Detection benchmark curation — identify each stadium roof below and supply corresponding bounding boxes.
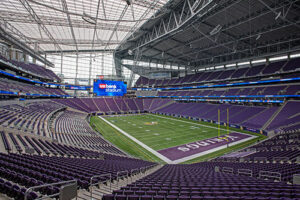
[115,0,300,70]
[0,0,170,53]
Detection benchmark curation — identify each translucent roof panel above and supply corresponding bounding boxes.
[0,0,170,52]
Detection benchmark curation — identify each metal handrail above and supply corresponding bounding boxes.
[140,167,145,174]
[222,167,233,174]
[238,168,253,177]
[24,180,77,200]
[139,164,157,175]
[272,157,289,162]
[117,170,129,187]
[66,151,80,157]
[254,157,267,162]
[259,170,281,182]
[130,168,140,181]
[90,173,111,200]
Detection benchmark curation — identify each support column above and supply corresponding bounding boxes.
[88,53,93,97]
[74,53,79,96]
[114,53,123,78]
[60,53,63,75]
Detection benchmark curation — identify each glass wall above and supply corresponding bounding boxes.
[46,53,135,85]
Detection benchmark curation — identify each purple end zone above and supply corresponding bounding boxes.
[157,132,253,161]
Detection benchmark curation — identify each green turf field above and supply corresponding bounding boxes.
[104,114,229,151]
[90,114,266,163]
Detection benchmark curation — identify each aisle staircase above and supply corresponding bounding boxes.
[262,101,288,130]
[77,164,163,200]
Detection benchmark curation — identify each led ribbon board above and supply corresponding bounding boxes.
[93,80,127,96]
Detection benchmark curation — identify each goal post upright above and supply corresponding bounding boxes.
[227,108,229,136]
[218,109,220,138]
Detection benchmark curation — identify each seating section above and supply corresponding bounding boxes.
[155,102,278,129]
[53,98,155,114]
[135,57,300,88]
[250,133,299,152]
[241,107,279,130]
[0,101,64,136]
[154,84,299,97]
[218,132,300,163]
[0,101,126,155]
[0,78,67,97]
[0,55,60,81]
[154,100,300,132]
[104,164,300,200]
[0,152,154,199]
[1,129,125,158]
[266,101,300,132]
[193,161,299,184]
[52,110,124,155]
[0,99,299,199]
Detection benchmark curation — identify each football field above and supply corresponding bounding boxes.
[104,114,228,150]
[93,114,259,164]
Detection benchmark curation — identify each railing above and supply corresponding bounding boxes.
[272,157,289,162]
[222,167,233,174]
[24,180,77,200]
[24,146,35,155]
[139,164,157,175]
[254,157,267,162]
[66,151,80,157]
[293,174,300,184]
[90,173,111,200]
[238,169,253,177]
[286,145,299,150]
[297,156,300,163]
[271,146,283,151]
[130,168,141,182]
[259,170,281,182]
[117,170,129,187]
[239,157,250,162]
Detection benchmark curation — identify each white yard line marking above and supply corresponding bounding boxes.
[149,114,246,134]
[101,114,258,164]
[99,116,172,163]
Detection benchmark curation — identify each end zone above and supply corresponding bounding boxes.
[158,132,257,164]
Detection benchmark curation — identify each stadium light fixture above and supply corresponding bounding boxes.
[226,63,236,68]
[215,65,224,69]
[290,53,300,58]
[252,59,266,64]
[238,61,250,66]
[269,55,288,61]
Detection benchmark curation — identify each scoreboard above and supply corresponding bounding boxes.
[93,79,127,96]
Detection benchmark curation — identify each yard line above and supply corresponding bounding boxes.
[149,114,239,133]
[99,116,172,163]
